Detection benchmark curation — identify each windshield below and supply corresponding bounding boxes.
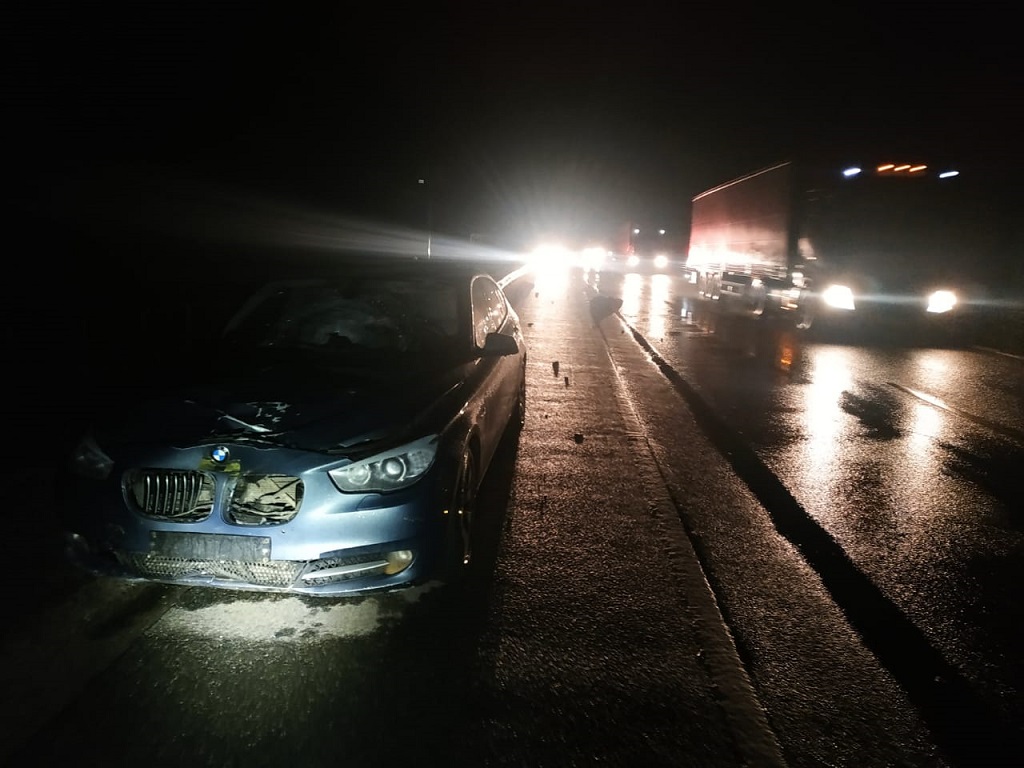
[222,277,462,358]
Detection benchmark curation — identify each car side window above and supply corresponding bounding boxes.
[471,276,508,348]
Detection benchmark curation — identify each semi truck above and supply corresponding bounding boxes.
[684,158,1000,349]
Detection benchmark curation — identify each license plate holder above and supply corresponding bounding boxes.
[150,532,272,562]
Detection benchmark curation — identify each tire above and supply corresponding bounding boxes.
[795,300,815,331]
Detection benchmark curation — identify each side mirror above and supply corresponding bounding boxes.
[479,332,519,357]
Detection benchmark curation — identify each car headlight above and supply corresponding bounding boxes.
[329,435,438,493]
[626,255,640,267]
[653,254,669,269]
[822,284,856,311]
[926,290,957,314]
[529,244,572,269]
[70,435,114,480]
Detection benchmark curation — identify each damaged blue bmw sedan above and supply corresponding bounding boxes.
[60,258,527,595]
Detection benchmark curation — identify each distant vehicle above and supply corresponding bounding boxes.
[624,251,673,273]
[60,257,527,596]
[685,159,1001,344]
[605,223,685,274]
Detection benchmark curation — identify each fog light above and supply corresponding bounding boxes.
[384,550,414,575]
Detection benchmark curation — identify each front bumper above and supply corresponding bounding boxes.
[58,443,451,596]
[62,530,436,595]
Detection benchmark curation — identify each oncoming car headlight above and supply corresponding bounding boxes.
[329,435,438,493]
[926,290,957,314]
[653,254,669,269]
[822,284,856,311]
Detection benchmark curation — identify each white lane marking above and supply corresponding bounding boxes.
[973,345,1024,361]
[602,309,789,768]
[889,382,1024,444]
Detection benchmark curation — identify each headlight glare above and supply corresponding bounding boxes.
[329,435,438,493]
[822,284,856,311]
[927,290,957,313]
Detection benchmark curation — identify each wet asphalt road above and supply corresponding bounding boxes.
[3,261,1021,767]
[586,266,1023,766]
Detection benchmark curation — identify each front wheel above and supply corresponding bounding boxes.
[795,306,814,331]
[793,290,816,331]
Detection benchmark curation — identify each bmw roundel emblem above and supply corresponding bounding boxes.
[211,446,231,464]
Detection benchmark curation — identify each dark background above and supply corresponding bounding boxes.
[12,2,1021,239]
[6,1,1021,446]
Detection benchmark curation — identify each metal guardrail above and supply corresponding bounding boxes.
[497,263,532,289]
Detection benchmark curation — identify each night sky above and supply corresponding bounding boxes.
[5,0,1021,452]
[12,1,1021,251]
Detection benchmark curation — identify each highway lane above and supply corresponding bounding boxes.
[588,265,1023,764]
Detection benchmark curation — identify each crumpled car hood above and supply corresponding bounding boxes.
[92,355,467,453]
